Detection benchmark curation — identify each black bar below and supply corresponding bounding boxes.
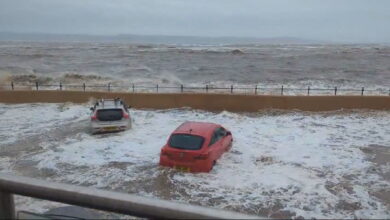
[108,83,111,92]
[0,173,257,219]
[83,83,86,92]
[281,85,284,95]
[335,87,337,96]
[361,87,364,96]
[255,85,257,95]
[206,85,208,93]
[60,82,62,91]
[230,85,233,94]
[156,84,159,93]
[35,82,39,91]
[11,82,14,90]
[0,191,15,219]
[307,86,310,95]
[181,85,184,93]
[132,84,135,93]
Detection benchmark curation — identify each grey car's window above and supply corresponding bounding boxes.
[97,109,123,121]
[169,134,204,150]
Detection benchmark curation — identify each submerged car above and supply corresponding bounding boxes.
[90,98,132,134]
[159,121,233,172]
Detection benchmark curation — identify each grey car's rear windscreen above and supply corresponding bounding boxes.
[97,109,123,121]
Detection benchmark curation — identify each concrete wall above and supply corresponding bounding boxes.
[0,91,389,112]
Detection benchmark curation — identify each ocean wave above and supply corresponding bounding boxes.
[1,42,389,89]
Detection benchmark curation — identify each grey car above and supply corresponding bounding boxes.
[90,98,132,134]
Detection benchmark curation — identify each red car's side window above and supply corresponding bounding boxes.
[209,127,226,147]
[209,129,218,146]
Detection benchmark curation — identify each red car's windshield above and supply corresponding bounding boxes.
[169,134,204,150]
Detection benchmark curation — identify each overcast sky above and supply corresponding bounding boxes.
[1,0,389,43]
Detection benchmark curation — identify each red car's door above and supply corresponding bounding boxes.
[208,129,221,161]
[209,127,232,161]
[215,137,224,159]
[217,129,229,153]
[221,135,229,150]
[221,129,232,151]
[214,127,227,159]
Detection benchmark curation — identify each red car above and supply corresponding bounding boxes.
[159,121,233,172]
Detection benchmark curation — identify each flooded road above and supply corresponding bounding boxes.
[0,103,389,218]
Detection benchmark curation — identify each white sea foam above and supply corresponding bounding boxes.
[0,103,88,145]
[0,104,389,218]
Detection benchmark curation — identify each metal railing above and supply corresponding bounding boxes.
[0,173,259,219]
[1,81,389,96]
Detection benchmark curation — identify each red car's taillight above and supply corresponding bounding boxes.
[123,110,130,119]
[161,149,169,156]
[194,153,209,160]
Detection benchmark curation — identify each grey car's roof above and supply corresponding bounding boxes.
[94,99,125,110]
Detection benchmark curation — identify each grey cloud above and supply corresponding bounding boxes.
[0,0,389,43]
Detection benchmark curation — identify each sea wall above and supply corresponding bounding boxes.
[0,91,389,112]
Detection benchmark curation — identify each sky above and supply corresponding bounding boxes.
[0,0,389,43]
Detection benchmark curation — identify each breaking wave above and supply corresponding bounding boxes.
[0,42,389,93]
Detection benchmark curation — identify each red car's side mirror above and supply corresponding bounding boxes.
[226,131,232,136]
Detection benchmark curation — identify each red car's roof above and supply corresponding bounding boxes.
[173,121,220,137]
